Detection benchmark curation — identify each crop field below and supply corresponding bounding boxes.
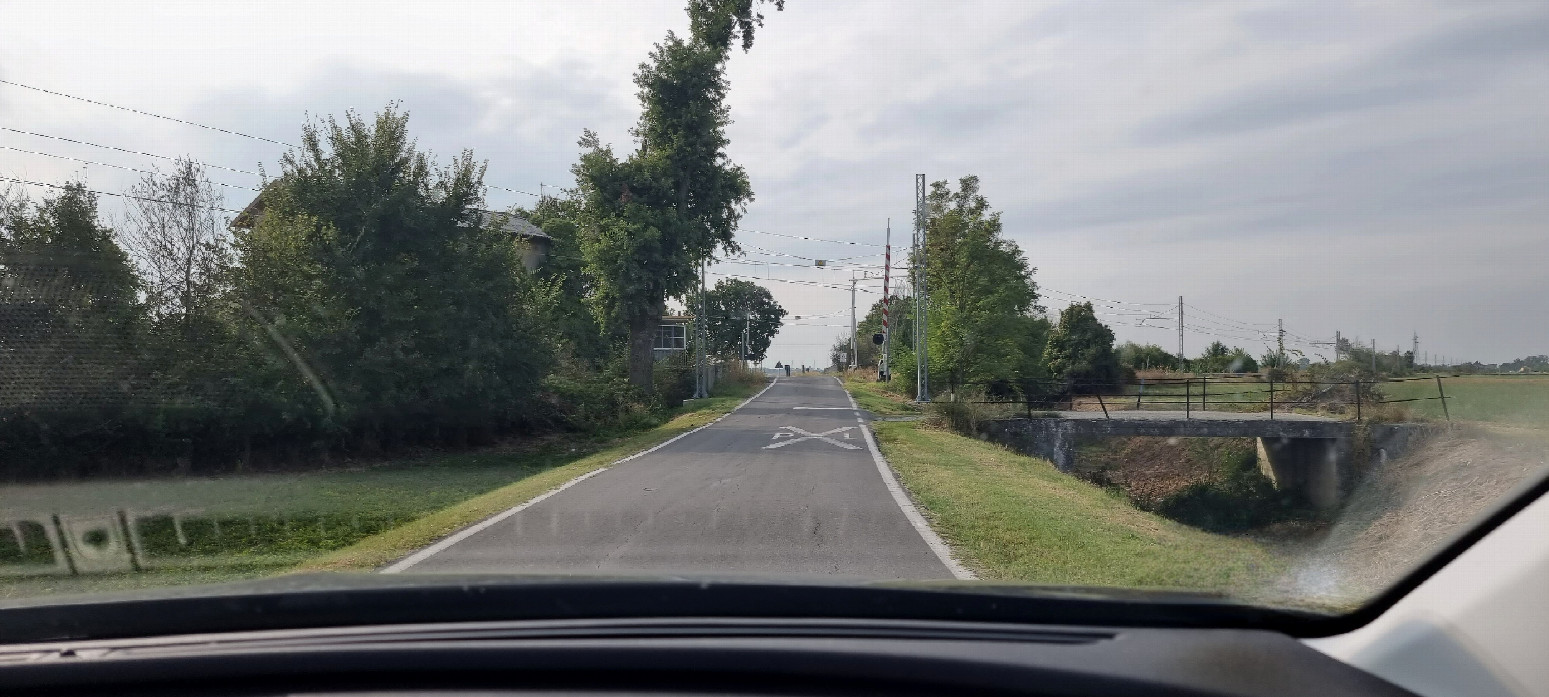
[1381,375,1549,428]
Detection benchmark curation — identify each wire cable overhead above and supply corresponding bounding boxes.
[0,79,299,148]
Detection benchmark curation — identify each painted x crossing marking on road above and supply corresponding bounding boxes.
[764,426,861,450]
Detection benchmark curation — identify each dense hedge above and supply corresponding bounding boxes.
[0,110,681,480]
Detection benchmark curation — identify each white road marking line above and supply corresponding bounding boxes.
[764,425,861,450]
[836,377,976,581]
[792,406,854,410]
[382,377,782,573]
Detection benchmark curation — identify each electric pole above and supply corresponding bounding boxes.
[693,259,709,399]
[1335,330,1341,361]
[1277,318,1286,367]
[915,173,929,402]
[882,219,891,382]
[850,271,858,372]
[1412,331,1419,366]
[1177,296,1185,372]
[1371,338,1377,375]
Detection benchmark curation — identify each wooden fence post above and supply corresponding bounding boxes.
[1435,375,1451,421]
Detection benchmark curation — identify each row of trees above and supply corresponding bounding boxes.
[1,113,564,476]
[834,176,1125,395]
[0,0,787,477]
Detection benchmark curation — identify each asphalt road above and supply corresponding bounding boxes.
[401,377,957,580]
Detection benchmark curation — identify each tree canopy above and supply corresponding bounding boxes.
[1044,302,1121,391]
[571,0,780,392]
[235,107,550,443]
[922,176,1045,388]
[687,278,786,362]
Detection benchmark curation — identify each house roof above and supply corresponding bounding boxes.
[474,210,550,241]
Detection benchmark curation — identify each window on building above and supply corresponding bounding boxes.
[653,324,687,350]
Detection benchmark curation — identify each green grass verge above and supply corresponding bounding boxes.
[0,381,763,598]
[1382,376,1549,428]
[869,420,1279,594]
[842,375,921,415]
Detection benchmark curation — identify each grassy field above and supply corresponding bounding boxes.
[869,420,1279,594]
[1381,375,1549,428]
[0,382,763,599]
[841,374,922,416]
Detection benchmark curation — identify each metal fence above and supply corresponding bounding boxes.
[939,373,1548,422]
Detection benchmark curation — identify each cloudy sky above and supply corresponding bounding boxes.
[2,0,1545,368]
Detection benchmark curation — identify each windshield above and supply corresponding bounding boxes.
[1,1,1545,624]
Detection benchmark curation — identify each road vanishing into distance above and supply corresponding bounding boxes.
[395,377,965,581]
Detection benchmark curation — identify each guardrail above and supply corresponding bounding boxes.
[937,373,1548,422]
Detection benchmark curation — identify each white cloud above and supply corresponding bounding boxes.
[2,0,1544,367]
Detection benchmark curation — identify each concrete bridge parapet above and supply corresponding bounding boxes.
[981,414,1429,510]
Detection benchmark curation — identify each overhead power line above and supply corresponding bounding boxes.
[4,126,545,200]
[0,176,244,214]
[741,228,884,247]
[487,183,540,197]
[2,127,263,177]
[1042,287,1173,309]
[707,270,879,293]
[0,79,298,148]
[741,243,882,263]
[1183,302,1276,329]
[1,145,259,192]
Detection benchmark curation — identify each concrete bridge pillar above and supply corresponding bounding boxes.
[1256,436,1350,510]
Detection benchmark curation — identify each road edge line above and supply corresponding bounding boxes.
[837,378,977,581]
[382,377,782,574]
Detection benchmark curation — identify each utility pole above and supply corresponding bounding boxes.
[1335,330,1341,361]
[915,173,930,402]
[1277,319,1286,367]
[693,259,709,399]
[881,219,891,382]
[1177,296,1185,372]
[743,313,751,365]
[1412,331,1419,366]
[850,271,858,372]
[1371,338,1377,375]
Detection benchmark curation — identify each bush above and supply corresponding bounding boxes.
[931,390,999,435]
[1151,448,1298,532]
[653,351,697,408]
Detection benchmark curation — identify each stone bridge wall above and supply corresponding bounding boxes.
[981,417,1431,509]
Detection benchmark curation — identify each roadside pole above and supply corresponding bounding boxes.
[881,219,891,382]
[850,271,858,373]
[915,173,930,403]
[693,259,709,399]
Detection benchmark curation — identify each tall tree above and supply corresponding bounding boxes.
[0,185,143,412]
[572,0,781,392]
[922,176,1043,388]
[1044,302,1121,392]
[687,278,786,361]
[234,107,550,443]
[122,158,231,332]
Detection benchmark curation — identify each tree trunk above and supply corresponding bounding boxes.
[628,313,657,394]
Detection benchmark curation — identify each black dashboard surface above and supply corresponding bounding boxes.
[0,617,1416,697]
